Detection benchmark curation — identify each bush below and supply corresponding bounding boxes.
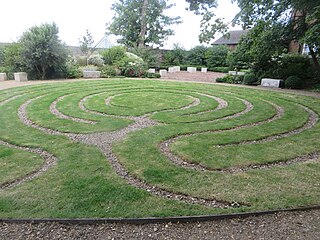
[205,45,229,69]
[243,73,257,85]
[87,54,104,67]
[101,46,126,65]
[141,72,161,78]
[212,67,230,73]
[275,54,312,80]
[187,45,208,66]
[285,76,304,89]
[129,48,161,68]
[66,58,81,79]
[215,75,239,84]
[116,52,147,77]
[98,65,119,78]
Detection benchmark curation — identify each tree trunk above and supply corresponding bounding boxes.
[138,0,149,48]
[308,46,320,72]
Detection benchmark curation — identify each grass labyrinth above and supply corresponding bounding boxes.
[0,79,319,218]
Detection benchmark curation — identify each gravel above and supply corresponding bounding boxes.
[1,209,320,239]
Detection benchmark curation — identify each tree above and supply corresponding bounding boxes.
[19,23,69,79]
[107,0,182,48]
[79,29,95,56]
[233,0,320,70]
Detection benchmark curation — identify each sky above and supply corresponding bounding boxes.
[0,0,241,50]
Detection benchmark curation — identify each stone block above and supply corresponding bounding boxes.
[173,66,180,72]
[187,67,197,73]
[261,78,283,88]
[14,72,28,82]
[201,68,207,73]
[228,71,245,76]
[83,71,101,78]
[159,70,168,77]
[168,67,176,73]
[0,73,7,81]
[148,69,156,73]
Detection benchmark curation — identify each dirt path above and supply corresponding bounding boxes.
[1,75,320,239]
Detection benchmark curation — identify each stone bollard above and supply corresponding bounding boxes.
[173,66,180,72]
[159,70,168,77]
[14,72,28,82]
[201,68,207,73]
[261,78,283,88]
[168,67,176,73]
[0,73,8,81]
[148,69,156,73]
[187,67,197,73]
[83,71,101,78]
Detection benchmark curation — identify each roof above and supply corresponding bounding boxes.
[212,30,249,45]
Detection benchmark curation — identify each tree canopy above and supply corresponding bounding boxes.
[107,0,182,48]
[19,23,68,79]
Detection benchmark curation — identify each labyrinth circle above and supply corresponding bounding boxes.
[0,79,319,218]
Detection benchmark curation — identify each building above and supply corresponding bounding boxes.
[212,30,249,50]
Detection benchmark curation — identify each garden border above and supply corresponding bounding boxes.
[1,205,320,225]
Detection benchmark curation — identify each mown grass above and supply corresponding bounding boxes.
[0,79,319,218]
[0,145,44,185]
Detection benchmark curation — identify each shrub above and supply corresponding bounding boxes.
[212,67,230,73]
[163,44,187,66]
[116,52,147,77]
[66,58,81,79]
[275,54,312,80]
[243,73,257,85]
[215,74,245,84]
[79,65,97,71]
[98,65,119,78]
[141,72,161,78]
[129,48,161,68]
[187,45,208,66]
[285,76,304,89]
[87,54,104,67]
[205,45,229,69]
[101,46,126,65]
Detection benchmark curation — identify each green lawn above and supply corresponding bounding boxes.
[0,79,319,218]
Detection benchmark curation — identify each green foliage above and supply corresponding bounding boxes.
[0,43,24,79]
[87,54,104,67]
[187,45,208,66]
[212,67,230,73]
[116,52,147,77]
[163,44,187,66]
[98,65,119,78]
[79,29,95,55]
[205,45,229,69]
[234,0,320,71]
[285,76,303,89]
[19,23,69,79]
[274,54,312,80]
[65,57,82,79]
[141,72,161,78]
[243,73,257,85]
[129,47,162,67]
[108,0,182,47]
[215,75,241,84]
[101,46,126,65]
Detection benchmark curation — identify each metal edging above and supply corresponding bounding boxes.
[1,205,320,225]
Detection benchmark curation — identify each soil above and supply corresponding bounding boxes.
[1,73,320,239]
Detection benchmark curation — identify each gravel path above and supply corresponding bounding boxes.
[1,76,320,239]
[1,209,320,239]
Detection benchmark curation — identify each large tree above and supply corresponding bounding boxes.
[108,0,182,48]
[19,23,68,79]
[233,0,320,69]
